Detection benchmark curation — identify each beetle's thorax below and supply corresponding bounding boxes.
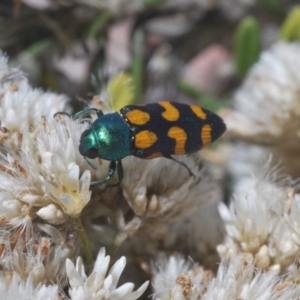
[90,112,132,161]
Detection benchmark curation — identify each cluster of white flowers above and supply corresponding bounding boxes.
[0,54,95,228]
[3,38,300,300]
[0,54,153,299]
[0,273,59,300]
[0,52,222,299]
[118,155,219,236]
[151,253,300,300]
[0,245,149,300]
[218,167,299,271]
[66,247,149,300]
[151,253,213,300]
[149,42,300,299]
[222,42,300,178]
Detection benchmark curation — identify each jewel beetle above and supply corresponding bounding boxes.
[54,101,226,188]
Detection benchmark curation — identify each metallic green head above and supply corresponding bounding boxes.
[79,112,132,161]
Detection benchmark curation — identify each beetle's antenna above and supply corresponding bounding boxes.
[84,157,98,170]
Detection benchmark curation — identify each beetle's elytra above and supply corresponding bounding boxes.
[54,101,226,188]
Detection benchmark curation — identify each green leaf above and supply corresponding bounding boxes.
[177,79,228,112]
[280,6,300,41]
[257,0,284,13]
[234,16,260,78]
[131,29,144,102]
[144,0,166,7]
[107,73,135,110]
[88,12,111,38]
[25,39,51,57]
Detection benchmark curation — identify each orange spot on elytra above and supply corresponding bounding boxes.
[125,109,150,125]
[167,126,187,154]
[135,130,158,149]
[201,125,212,146]
[159,102,180,121]
[146,152,163,159]
[190,105,206,120]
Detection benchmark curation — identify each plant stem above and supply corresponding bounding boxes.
[75,217,93,266]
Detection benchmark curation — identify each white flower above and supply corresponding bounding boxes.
[118,155,219,237]
[0,117,93,226]
[35,118,93,219]
[0,273,59,300]
[66,247,149,300]
[218,165,299,271]
[151,253,300,300]
[203,254,298,300]
[224,42,300,144]
[0,53,95,225]
[222,42,300,177]
[0,52,70,150]
[151,252,212,300]
[1,224,78,286]
[284,193,300,246]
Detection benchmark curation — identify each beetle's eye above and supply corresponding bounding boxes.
[86,147,98,159]
[81,129,90,138]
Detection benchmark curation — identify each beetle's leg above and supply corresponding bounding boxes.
[110,160,124,187]
[72,108,104,119]
[54,108,104,119]
[53,112,72,118]
[164,155,195,178]
[90,160,116,187]
[99,160,124,192]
